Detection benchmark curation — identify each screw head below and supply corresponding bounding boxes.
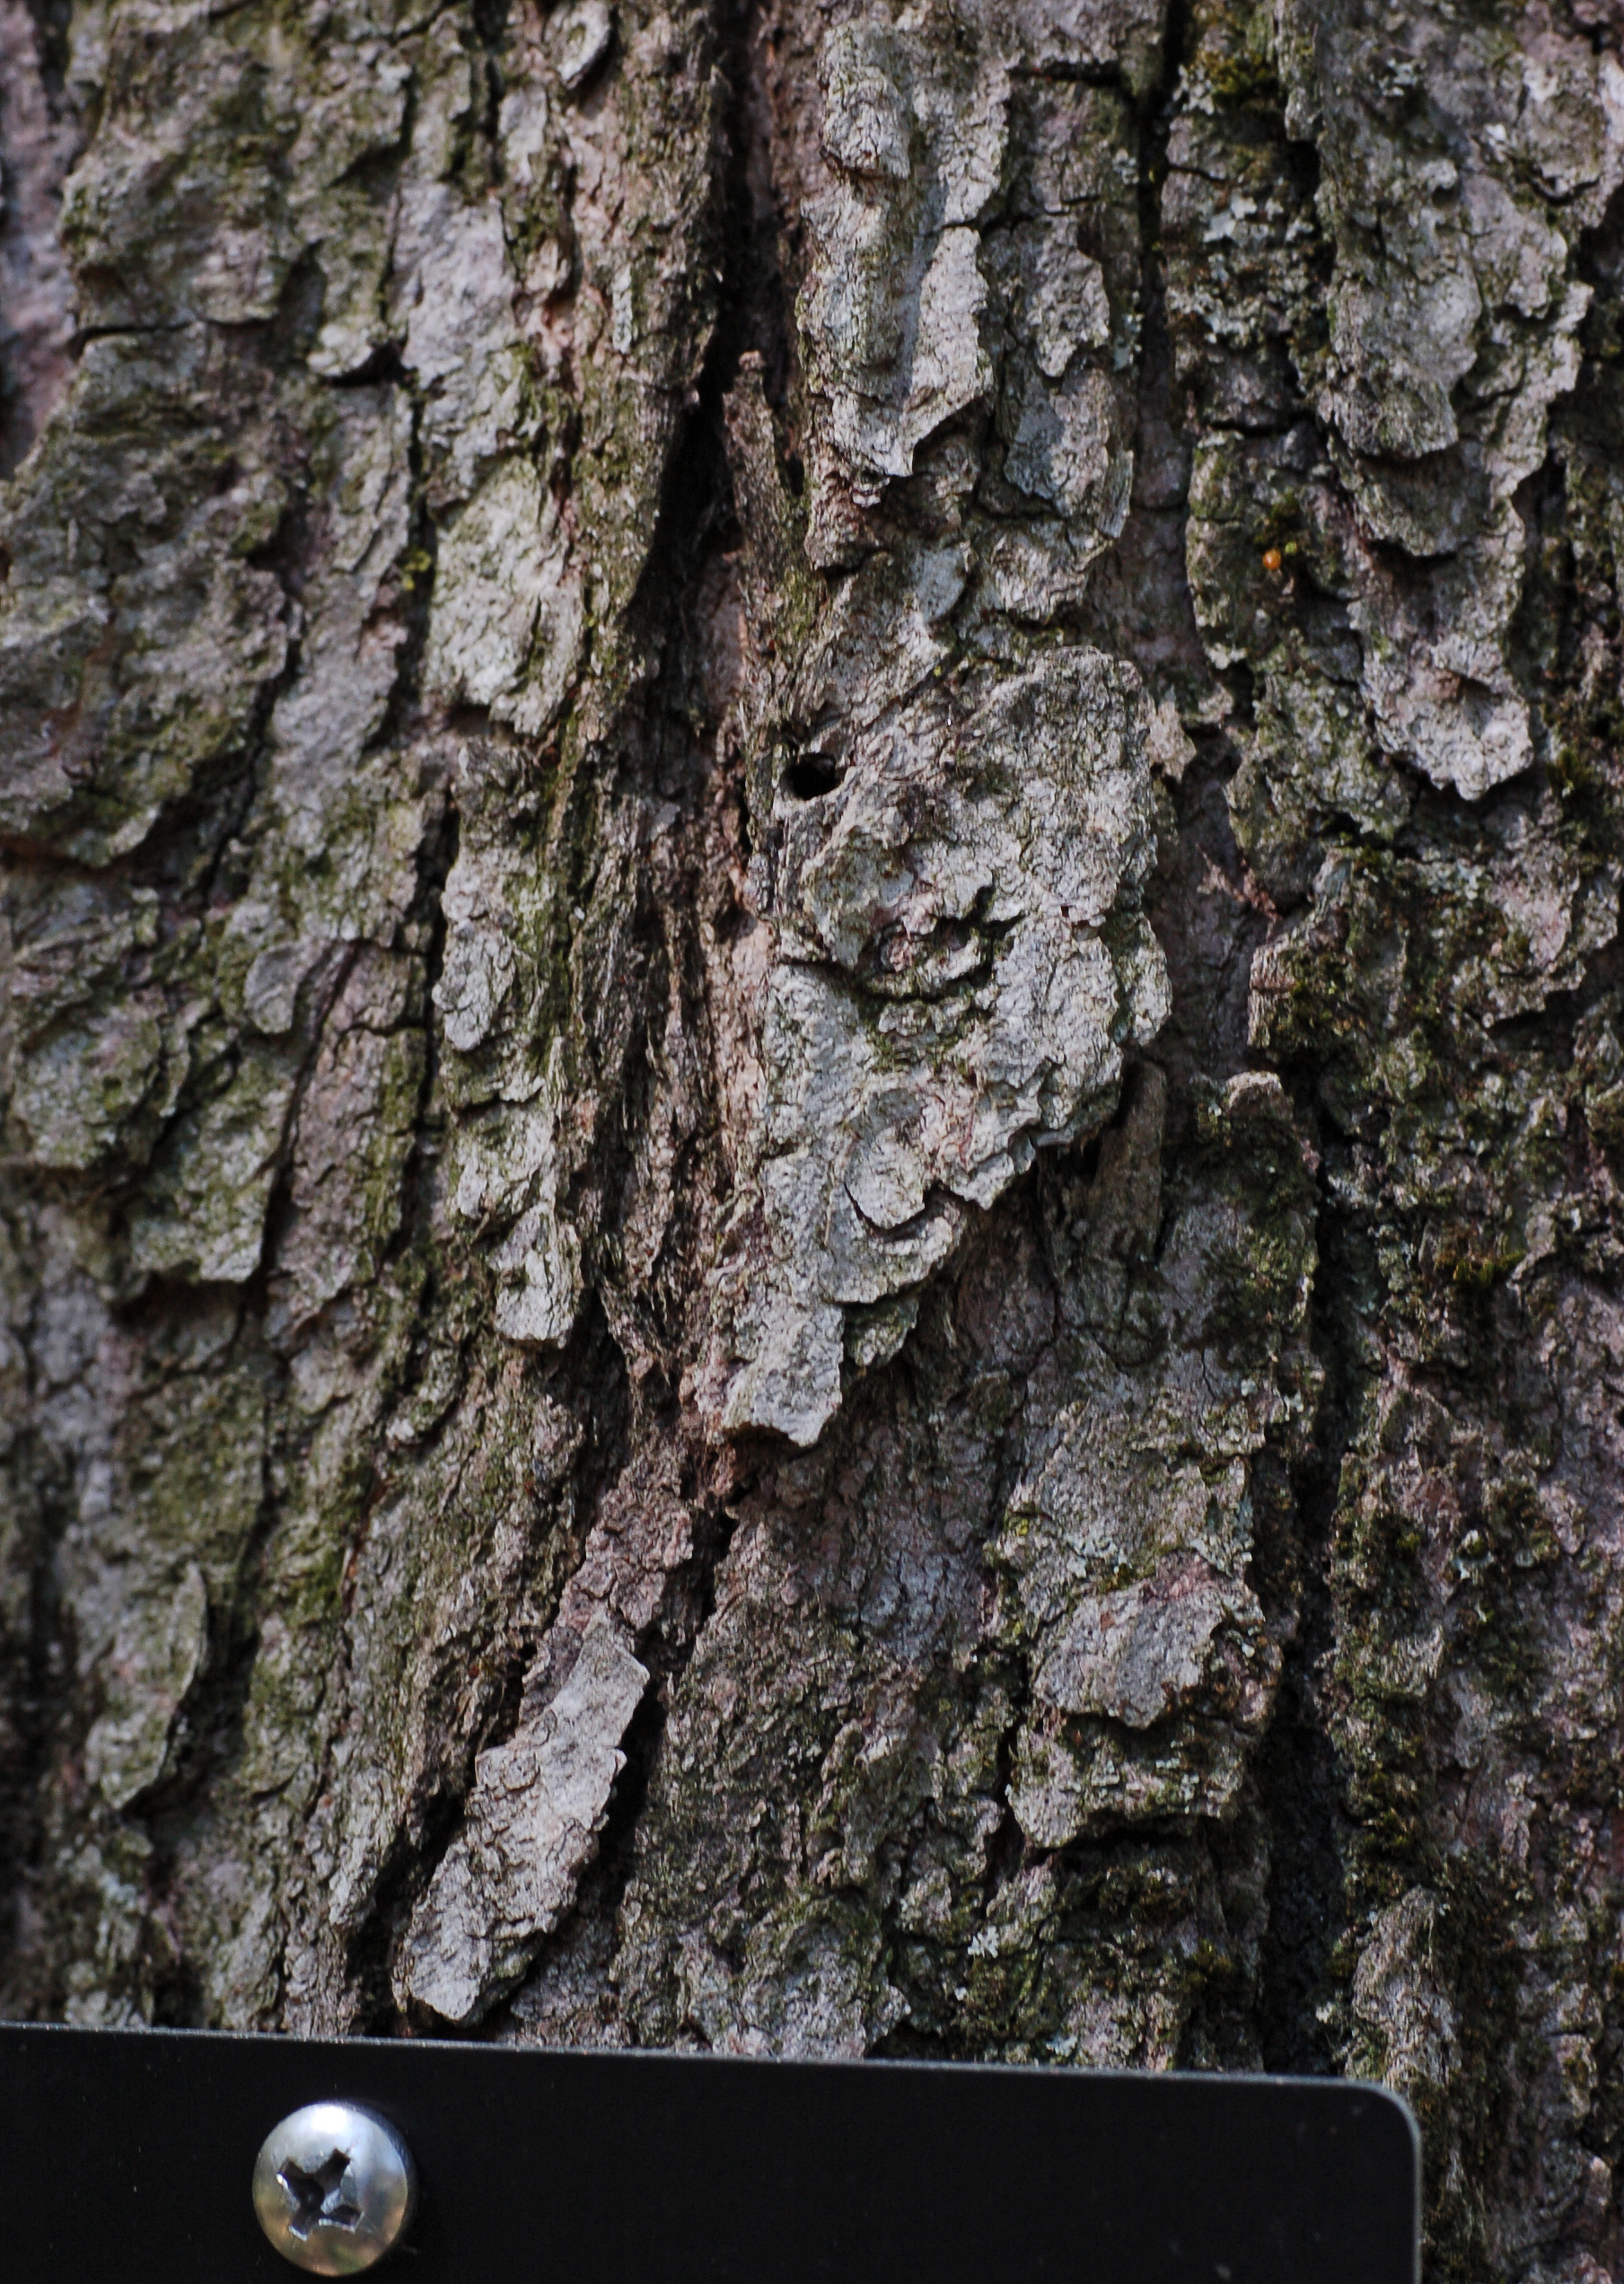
[251,2102,417,2274]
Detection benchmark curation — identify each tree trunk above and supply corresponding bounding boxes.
[4,0,1623,2273]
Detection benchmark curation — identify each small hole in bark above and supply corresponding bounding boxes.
[784,753,842,799]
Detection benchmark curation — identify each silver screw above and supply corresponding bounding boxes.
[251,2102,417,2275]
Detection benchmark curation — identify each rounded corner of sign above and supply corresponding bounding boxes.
[1353,2075,1423,2159]
[1350,2076,1424,2273]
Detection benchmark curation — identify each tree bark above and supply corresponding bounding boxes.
[4,0,1624,2274]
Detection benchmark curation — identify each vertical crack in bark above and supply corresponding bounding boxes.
[383,0,767,2034]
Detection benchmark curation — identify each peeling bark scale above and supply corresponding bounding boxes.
[3,0,1624,2275]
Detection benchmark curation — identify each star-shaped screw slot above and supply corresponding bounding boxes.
[277,2148,363,2241]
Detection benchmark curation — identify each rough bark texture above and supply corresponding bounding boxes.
[4,0,1624,2275]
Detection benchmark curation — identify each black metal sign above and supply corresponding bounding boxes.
[0,2025,1418,2283]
